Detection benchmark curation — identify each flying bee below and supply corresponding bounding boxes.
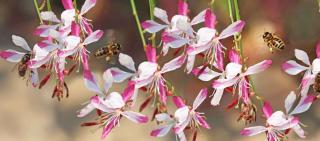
[262,32,285,53]
[313,72,320,93]
[94,41,121,62]
[17,53,31,77]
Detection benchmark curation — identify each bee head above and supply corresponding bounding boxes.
[263,32,272,39]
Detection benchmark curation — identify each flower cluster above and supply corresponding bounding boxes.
[0,0,103,100]
[0,0,319,141]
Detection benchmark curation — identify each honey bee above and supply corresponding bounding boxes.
[94,42,121,62]
[313,72,320,93]
[17,53,31,77]
[262,32,285,53]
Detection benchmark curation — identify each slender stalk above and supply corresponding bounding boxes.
[47,0,52,11]
[228,0,262,104]
[149,0,156,47]
[73,0,78,10]
[227,0,234,23]
[33,0,43,24]
[130,0,147,49]
[210,0,215,10]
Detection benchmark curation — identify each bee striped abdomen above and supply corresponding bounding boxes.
[313,73,320,93]
[94,48,108,57]
[271,38,285,50]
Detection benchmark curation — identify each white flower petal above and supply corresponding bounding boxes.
[80,0,96,15]
[154,7,170,24]
[40,11,60,23]
[103,69,113,93]
[104,92,125,109]
[190,9,206,25]
[285,91,296,114]
[192,88,208,109]
[225,63,242,79]
[119,53,136,72]
[12,35,31,51]
[282,60,308,75]
[295,49,310,65]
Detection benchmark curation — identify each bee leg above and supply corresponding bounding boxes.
[105,56,111,62]
[269,47,274,53]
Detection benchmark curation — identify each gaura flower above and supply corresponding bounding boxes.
[283,91,316,138]
[142,1,207,50]
[77,92,148,139]
[150,113,186,141]
[187,20,245,71]
[192,49,240,106]
[241,92,316,141]
[282,47,320,96]
[0,35,39,87]
[173,88,211,134]
[212,60,272,104]
[134,45,186,104]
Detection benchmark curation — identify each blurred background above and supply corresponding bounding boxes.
[0,0,320,141]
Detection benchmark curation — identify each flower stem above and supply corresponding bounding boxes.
[228,0,262,104]
[33,0,43,24]
[130,0,147,49]
[318,0,320,13]
[149,0,156,47]
[47,0,52,11]
[73,0,78,10]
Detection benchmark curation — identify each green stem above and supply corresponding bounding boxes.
[33,0,43,24]
[210,0,215,10]
[228,0,262,104]
[73,0,78,10]
[227,0,234,23]
[149,0,156,47]
[47,0,52,11]
[130,0,147,49]
[318,0,320,13]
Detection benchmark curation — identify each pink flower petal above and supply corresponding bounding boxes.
[150,124,173,137]
[142,20,167,33]
[290,95,316,115]
[101,118,118,139]
[239,79,250,104]
[28,54,51,69]
[173,96,186,108]
[178,0,188,16]
[83,69,102,94]
[122,81,135,102]
[158,79,167,104]
[212,77,239,89]
[83,30,104,45]
[244,60,272,76]
[137,61,157,79]
[109,67,133,83]
[71,22,80,36]
[219,20,245,39]
[192,66,221,81]
[240,126,267,136]
[293,124,306,138]
[122,111,149,123]
[204,9,216,28]
[61,0,74,9]
[104,92,125,109]
[267,111,287,126]
[192,88,208,110]
[228,49,240,64]
[186,43,210,56]
[190,10,206,25]
[214,43,225,71]
[81,18,93,34]
[161,55,186,73]
[262,101,273,118]
[282,60,307,75]
[161,32,188,48]
[80,0,96,15]
[146,44,157,63]
[0,49,25,63]
[90,96,113,113]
